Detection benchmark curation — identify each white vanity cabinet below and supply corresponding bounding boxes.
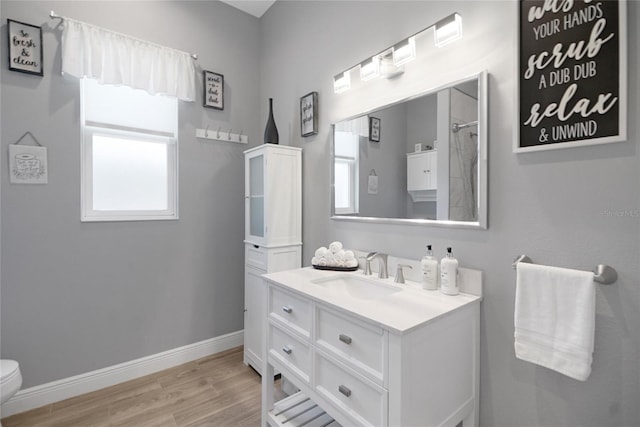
[244,145,302,374]
[261,268,481,427]
[407,151,437,202]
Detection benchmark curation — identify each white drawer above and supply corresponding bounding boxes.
[245,244,267,270]
[315,351,387,427]
[316,306,386,384]
[268,323,311,385]
[269,286,312,339]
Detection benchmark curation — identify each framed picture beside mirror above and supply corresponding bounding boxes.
[300,91,318,136]
[369,116,381,142]
[514,0,627,152]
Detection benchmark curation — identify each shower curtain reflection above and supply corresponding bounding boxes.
[449,87,478,221]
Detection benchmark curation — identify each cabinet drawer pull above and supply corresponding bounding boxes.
[282,306,293,314]
[282,346,292,355]
[338,385,351,397]
[339,334,352,344]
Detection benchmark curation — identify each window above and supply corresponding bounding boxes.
[81,78,178,221]
[334,131,359,214]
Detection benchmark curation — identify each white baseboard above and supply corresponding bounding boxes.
[1,330,244,418]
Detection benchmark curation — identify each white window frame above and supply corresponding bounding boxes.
[80,80,178,222]
[334,132,359,215]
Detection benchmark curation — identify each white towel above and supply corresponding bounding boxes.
[324,253,336,266]
[328,241,343,254]
[315,247,328,258]
[345,258,358,268]
[514,263,595,381]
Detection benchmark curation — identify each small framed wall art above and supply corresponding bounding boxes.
[203,70,224,110]
[369,116,381,142]
[300,91,318,137]
[7,19,43,76]
[9,131,48,184]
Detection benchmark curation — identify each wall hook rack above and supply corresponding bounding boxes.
[196,127,248,144]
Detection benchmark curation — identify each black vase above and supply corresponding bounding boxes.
[264,98,279,144]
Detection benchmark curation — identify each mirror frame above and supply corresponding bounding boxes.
[330,70,488,229]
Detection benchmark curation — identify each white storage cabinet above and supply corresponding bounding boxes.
[407,150,437,202]
[243,145,302,374]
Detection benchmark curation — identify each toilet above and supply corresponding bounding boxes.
[0,360,22,423]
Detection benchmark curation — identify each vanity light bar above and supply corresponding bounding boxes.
[392,37,416,66]
[333,12,462,93]
[434,13,463,47]
[333,71,351,94]
[359,56,381,81]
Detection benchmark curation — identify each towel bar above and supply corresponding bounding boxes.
[512,254,617,285]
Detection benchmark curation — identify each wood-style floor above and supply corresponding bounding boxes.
[1,346,271,427]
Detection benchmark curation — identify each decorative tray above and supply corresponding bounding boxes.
[312,264,358,272]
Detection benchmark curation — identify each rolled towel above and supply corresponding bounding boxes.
[317,257,328,266]
[324,253,336,266]
[329,241,343,254]
[315,247,328,258]
[343,250,355,261]
[336,260,346,267]
[311,256,319,265]
[345,258,358,268]
[334,250,345,263]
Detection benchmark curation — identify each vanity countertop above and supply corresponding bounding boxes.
[263,266,481,335]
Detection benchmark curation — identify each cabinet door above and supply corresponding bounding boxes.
[407,152,437,191]
[407,153,428,191]
[263,149,301,246]
[246,153,265,243]
[425,152,437,190]
[244,265,266,373]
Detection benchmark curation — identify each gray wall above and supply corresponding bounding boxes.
[259,2,639,427]
[1,1,261,388]
[358,103,407,218]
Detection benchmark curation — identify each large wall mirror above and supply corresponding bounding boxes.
[331,71,488,229]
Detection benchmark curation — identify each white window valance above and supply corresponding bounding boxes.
[61,17,196,102]
[335,116,369,137]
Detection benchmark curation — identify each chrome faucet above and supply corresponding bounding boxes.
[366,252,388,279]
[395,264,412,284]
[362,252,377,276]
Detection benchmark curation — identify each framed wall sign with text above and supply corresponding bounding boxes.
[300,91,318,137]
[7,19,43,76]
[203,70,224,110]
[369,116,381,142]
[514,0,627,153]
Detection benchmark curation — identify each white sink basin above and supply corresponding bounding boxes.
[311,274,401,300]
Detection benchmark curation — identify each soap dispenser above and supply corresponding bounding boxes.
[440,247,459,295]
[421,245,438,290]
